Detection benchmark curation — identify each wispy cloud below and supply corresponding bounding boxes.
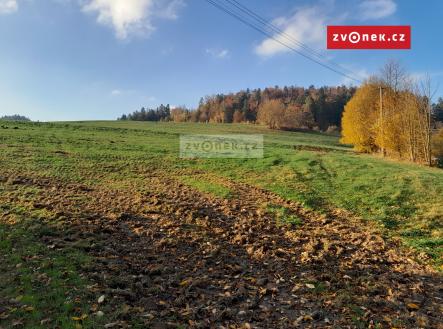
[359,0,396,20]
[0,0,18,14]
[254,5,338,57]
[254,0,397,58]
[81,0,184,40]
[110,89,136,96]
[156,0,184,19]
[110,89,122,96]
[206,48,230,59]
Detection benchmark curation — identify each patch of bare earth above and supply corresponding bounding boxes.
[1,173,442,328]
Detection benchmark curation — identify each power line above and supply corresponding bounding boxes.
[210,0,362,83]
[225,0,328,60]
[223,0,358,78]
[204,0,362,84]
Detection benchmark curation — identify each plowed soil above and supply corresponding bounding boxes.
[1,172,442,328]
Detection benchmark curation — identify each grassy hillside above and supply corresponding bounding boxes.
[1,121,442,267]
[1,120,442,328]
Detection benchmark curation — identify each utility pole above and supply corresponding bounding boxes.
[379,86,386,157]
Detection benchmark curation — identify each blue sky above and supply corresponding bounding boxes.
[0,0,442,121]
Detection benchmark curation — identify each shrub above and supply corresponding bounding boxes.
[432,128,443,167]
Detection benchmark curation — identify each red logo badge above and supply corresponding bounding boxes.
[327,26,411,49]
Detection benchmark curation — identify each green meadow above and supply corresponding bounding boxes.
[1,121,442,266]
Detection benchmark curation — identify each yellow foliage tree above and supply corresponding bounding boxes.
[342,61,434,165]
[340,82,379,152]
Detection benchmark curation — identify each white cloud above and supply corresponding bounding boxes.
[0,0,18,14]
[254,6,331,57]
[156,0,184,19]
[254,0,397,57]
[206,48,230,59]
[111,89,122,96]
[359,0,396,20]
[81,0,184,39]
[110,88,136,96]
[138,95,157,102]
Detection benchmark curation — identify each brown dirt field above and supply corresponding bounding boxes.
[1,173,442,328]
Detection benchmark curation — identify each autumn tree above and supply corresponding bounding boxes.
[170,106,190,122]
[120,85,357,129]
[375,61,409,158]
[379,65,433,163]
[283,104,314,129]
[340,82,380,152]
[232,110,244,123]
[417,76,434,165]
[192,85,355,129]
[341,60,436,165]
[257,99,285,129]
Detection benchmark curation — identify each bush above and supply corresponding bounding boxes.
[432,128,443,167]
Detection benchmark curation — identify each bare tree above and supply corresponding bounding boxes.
[380,59,407,93]
[375,61,435,165]
[417,75,435,166]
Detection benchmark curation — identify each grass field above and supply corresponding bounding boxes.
[1,120,442,328]
[2,121,441,262]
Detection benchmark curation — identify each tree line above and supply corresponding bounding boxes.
[433,97,443,123]
[118,85,356,132]
[341,60,443,166]
[118,104,171,122]
[0,115,31,122]
[117,64,443,165]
